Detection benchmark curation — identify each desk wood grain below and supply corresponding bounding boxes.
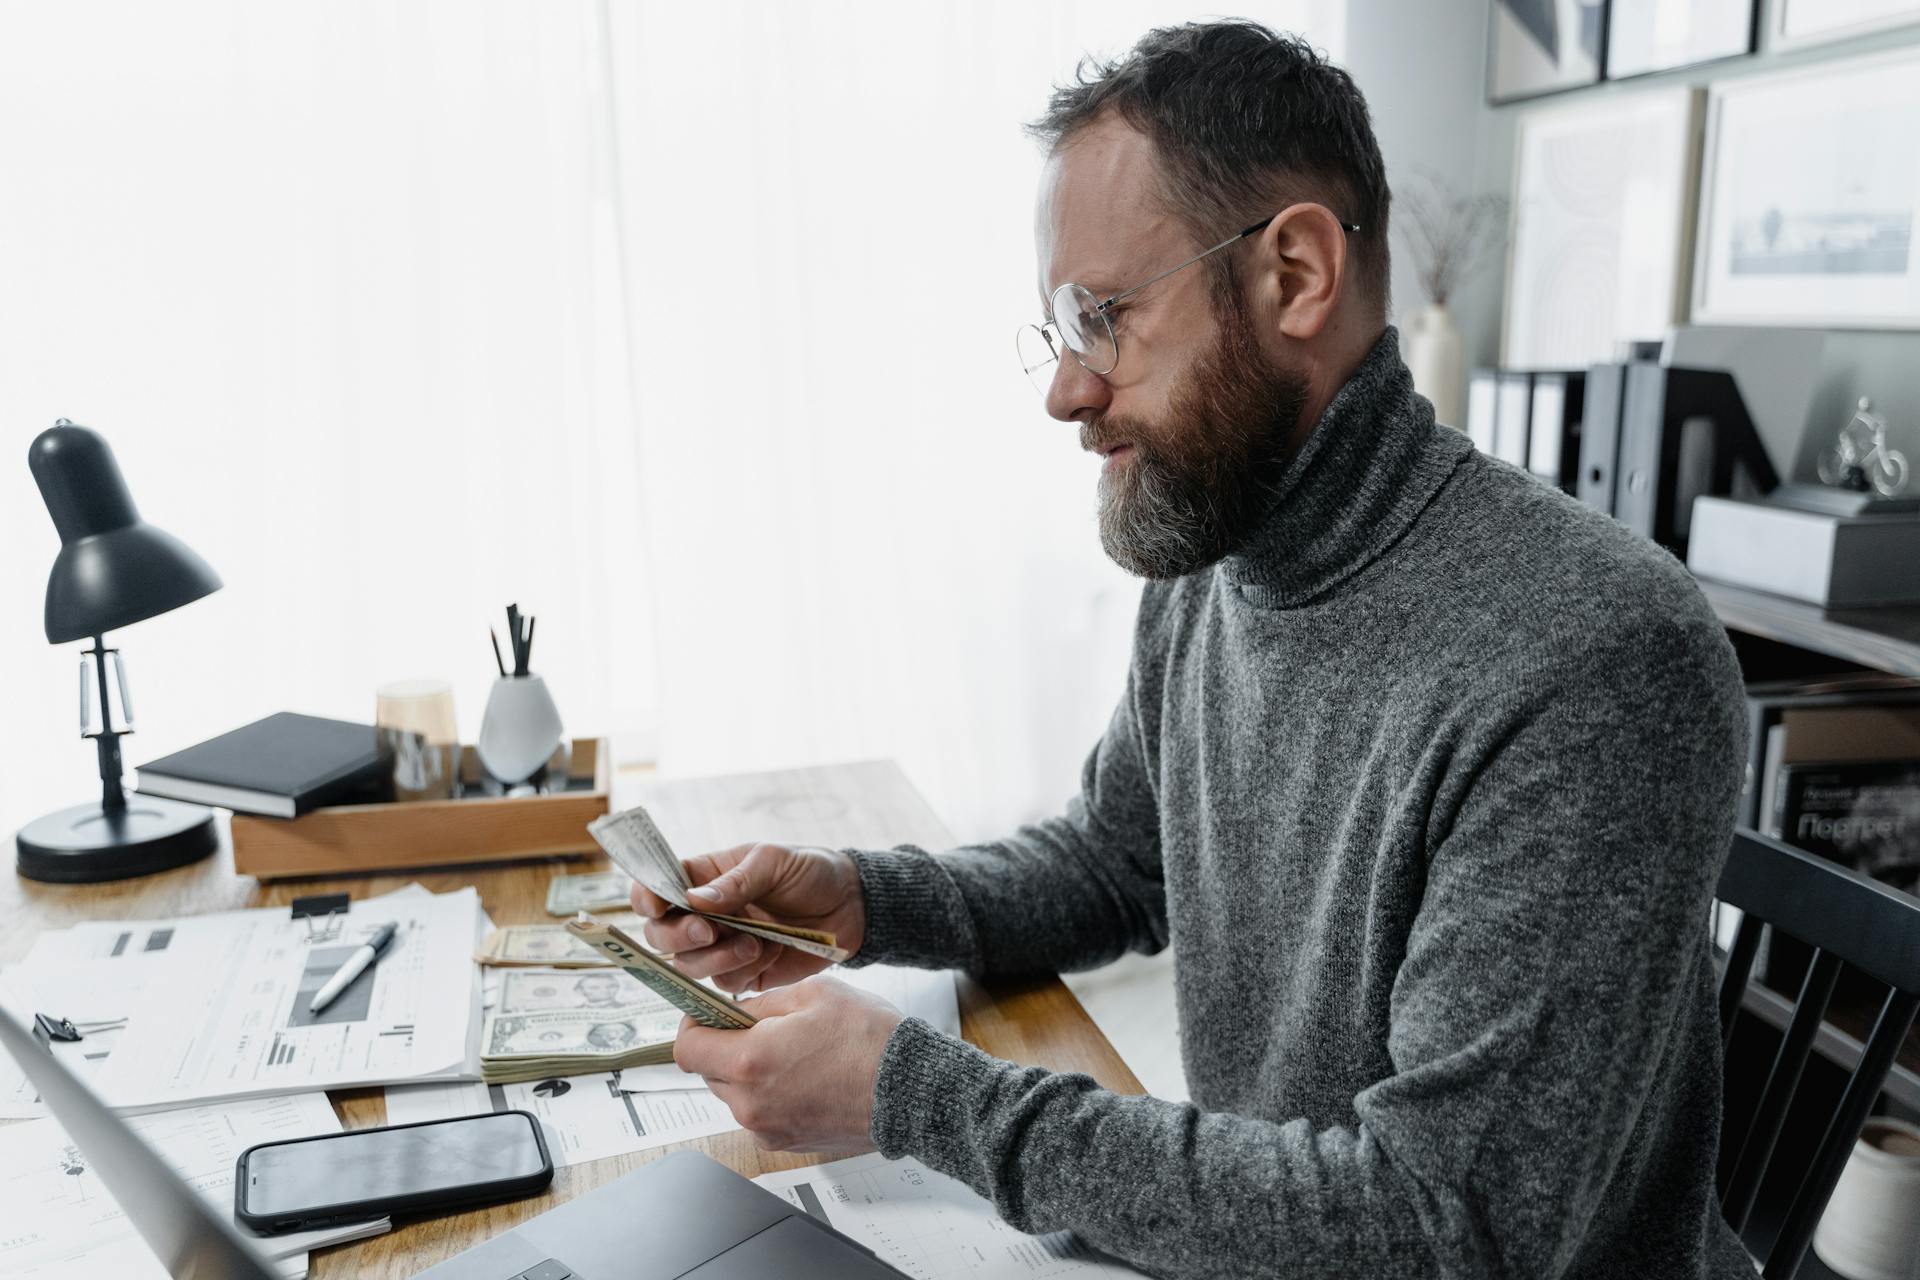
[4,759,1142,1277]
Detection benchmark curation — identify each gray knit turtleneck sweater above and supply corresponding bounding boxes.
[845,331,1757,1278]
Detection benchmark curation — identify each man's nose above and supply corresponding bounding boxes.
[1043,353,1111,423]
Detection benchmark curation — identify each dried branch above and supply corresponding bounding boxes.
[1394,169,1509,308]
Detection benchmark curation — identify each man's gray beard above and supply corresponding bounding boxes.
[1097,459,1227,580]
[1091,301,1308,581]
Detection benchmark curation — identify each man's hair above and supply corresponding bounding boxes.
[1027,21,1391,319]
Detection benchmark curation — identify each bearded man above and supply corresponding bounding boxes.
[648,21,1756,1278]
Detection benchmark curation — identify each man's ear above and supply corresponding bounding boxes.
[1246,203,1348,341]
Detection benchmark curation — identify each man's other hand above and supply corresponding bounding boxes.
[630,841,866,993]
[674,976,903,1153]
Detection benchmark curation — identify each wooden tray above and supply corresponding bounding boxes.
[231,738,610,880]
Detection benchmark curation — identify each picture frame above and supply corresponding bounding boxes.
[1772,0,1920,50]
[1501,87,1704,369]
[1692,47,1920,329]
[1605,0,1757,81]
[1487,0,1608,105]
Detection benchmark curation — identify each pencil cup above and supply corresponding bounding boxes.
[477,674,563,786]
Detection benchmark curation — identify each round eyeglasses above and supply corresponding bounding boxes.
[1017,282,1115,395]
[1016,206,1360,397]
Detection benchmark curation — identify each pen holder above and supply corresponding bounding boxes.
[477,674,563,786]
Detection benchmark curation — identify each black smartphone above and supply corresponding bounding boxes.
[234,1110,552,1233]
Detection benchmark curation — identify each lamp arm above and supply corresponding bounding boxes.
[87,635,127,814]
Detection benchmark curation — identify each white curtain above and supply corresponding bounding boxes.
[0,2,652,833]
[1,0,1339,844]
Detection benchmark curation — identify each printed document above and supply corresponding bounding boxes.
[13,885,482,1111]
[385,1074,737,1168]
[755,1153,1148,1279]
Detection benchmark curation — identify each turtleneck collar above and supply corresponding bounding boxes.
[1220,327,1471,609]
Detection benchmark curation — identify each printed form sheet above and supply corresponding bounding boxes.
[13,885,482,1111]
[385,1074,738,1167]
[756,1153,1148,1280]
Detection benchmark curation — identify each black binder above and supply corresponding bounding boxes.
[1577,363,1626,516]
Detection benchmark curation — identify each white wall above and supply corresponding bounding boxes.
[1342,0,1508,380]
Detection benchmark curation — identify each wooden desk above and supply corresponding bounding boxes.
[3,759,1142,1277]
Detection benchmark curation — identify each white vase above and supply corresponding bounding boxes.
[477,674,564,786]
[1814,1117,1920,1280]
[1406,302,1466,429]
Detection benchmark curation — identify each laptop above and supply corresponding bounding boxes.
[0,1006,903,1278]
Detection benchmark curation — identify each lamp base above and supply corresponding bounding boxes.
[16,796,218,883]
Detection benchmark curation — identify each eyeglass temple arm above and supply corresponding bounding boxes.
[1098,211,1361,311]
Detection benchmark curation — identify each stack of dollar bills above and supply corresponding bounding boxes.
[478,967,683,1084]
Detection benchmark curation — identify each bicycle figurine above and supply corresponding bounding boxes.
[1817,397,1910,498]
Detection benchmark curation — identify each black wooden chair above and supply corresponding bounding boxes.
[1714,828,1920,1277]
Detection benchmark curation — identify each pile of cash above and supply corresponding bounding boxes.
[565,915,757,1031]
[476,923,617,967]
[478,967,684,1083]
[588,807,851,963]
[545,871,633,917]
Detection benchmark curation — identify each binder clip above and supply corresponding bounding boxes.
[290,892,351,944]
[34,1013,83,1046]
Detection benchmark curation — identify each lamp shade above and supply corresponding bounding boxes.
[28,420,222,644]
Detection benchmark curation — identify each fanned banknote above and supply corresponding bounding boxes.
[587,806,852,963]
[564,914,757,1031]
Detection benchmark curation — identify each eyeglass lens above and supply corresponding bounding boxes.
[1050,283,1117,375]
[1015,283,1118,397]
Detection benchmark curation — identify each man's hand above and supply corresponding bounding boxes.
[674,976,903,1152]
[630,841,866,993]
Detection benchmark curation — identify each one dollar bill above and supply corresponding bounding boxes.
[545,871,634,917]
[564,913,757,1031]
[587,806,852,963]
[477,924,616,967]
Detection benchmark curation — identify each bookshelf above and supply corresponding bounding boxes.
[1698,578,1920,683]
[1698,572,1920,1107]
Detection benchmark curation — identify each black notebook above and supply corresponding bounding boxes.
[135,713,386,818]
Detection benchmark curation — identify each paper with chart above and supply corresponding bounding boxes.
[0,1090,388,1278]
[385,1072,738,1168]
[755,1153,1147,1279]
[15,885,483,1111]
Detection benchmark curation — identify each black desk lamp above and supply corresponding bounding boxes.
[15,419,224,883]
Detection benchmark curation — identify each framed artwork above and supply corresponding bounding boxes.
[1502,87,1704,370]
[1773,0,1920,49]
[1488,0,1607,104]
[1605,0,1756,80]
[1693,48,1920,328]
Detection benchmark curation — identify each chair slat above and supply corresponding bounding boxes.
[1763,988,1920,1279]
[1720,912,1764,1049]
[1722,948,1842,1233]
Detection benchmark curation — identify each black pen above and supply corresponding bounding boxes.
[490,628,507,678]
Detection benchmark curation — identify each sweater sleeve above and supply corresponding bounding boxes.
[845,667,1168,976]
[865,613,1748,1279]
